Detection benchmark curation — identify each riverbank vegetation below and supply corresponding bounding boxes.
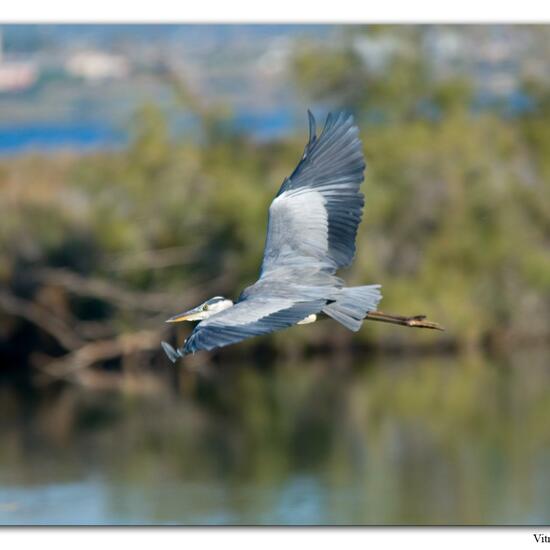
[1,27,549,387]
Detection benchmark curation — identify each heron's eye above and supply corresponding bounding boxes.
[203,304,209,311]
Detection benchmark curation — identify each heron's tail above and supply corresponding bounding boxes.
[323,285,382,332]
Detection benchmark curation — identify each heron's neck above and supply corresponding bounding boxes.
[205,298,234,317]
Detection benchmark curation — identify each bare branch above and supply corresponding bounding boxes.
[32,268,182,313]
[0,290,84,350]
[31,268,236,318]
[39,329,162,378]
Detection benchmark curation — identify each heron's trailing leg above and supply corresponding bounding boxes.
[365,311,444,331]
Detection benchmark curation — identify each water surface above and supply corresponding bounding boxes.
[1,350,549,525]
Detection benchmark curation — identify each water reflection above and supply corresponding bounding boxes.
[1,349,550,525]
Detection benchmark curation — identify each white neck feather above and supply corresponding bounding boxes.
[204,299,233,318]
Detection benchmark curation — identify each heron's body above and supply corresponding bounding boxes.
[162,111,441,362]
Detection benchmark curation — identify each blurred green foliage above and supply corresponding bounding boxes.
[1,26,550,373]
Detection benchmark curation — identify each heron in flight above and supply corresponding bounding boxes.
[162,111,442,362]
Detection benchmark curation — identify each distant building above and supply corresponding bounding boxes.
[0,30,38,92]
[65,50,129,82]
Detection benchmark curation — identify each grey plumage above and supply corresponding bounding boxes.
[266,110,365,272]
[182,298,328,354]
[163,111,382,360]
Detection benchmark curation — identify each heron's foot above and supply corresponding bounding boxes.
[404,315,445,331]
[161,341,183,363]
[365,311,445,331]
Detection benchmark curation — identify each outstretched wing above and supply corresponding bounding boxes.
[261,111,365,276]
[181,298,326,355]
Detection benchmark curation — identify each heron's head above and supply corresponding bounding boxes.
[166,296,233,323]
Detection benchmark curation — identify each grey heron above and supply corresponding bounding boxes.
[162,111,442,362]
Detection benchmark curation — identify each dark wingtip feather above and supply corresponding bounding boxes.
[307,109,317,144]
[324,112,334,133]
[161,341,182,363]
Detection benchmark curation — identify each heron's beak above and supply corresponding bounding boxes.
[166,306,202,323]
